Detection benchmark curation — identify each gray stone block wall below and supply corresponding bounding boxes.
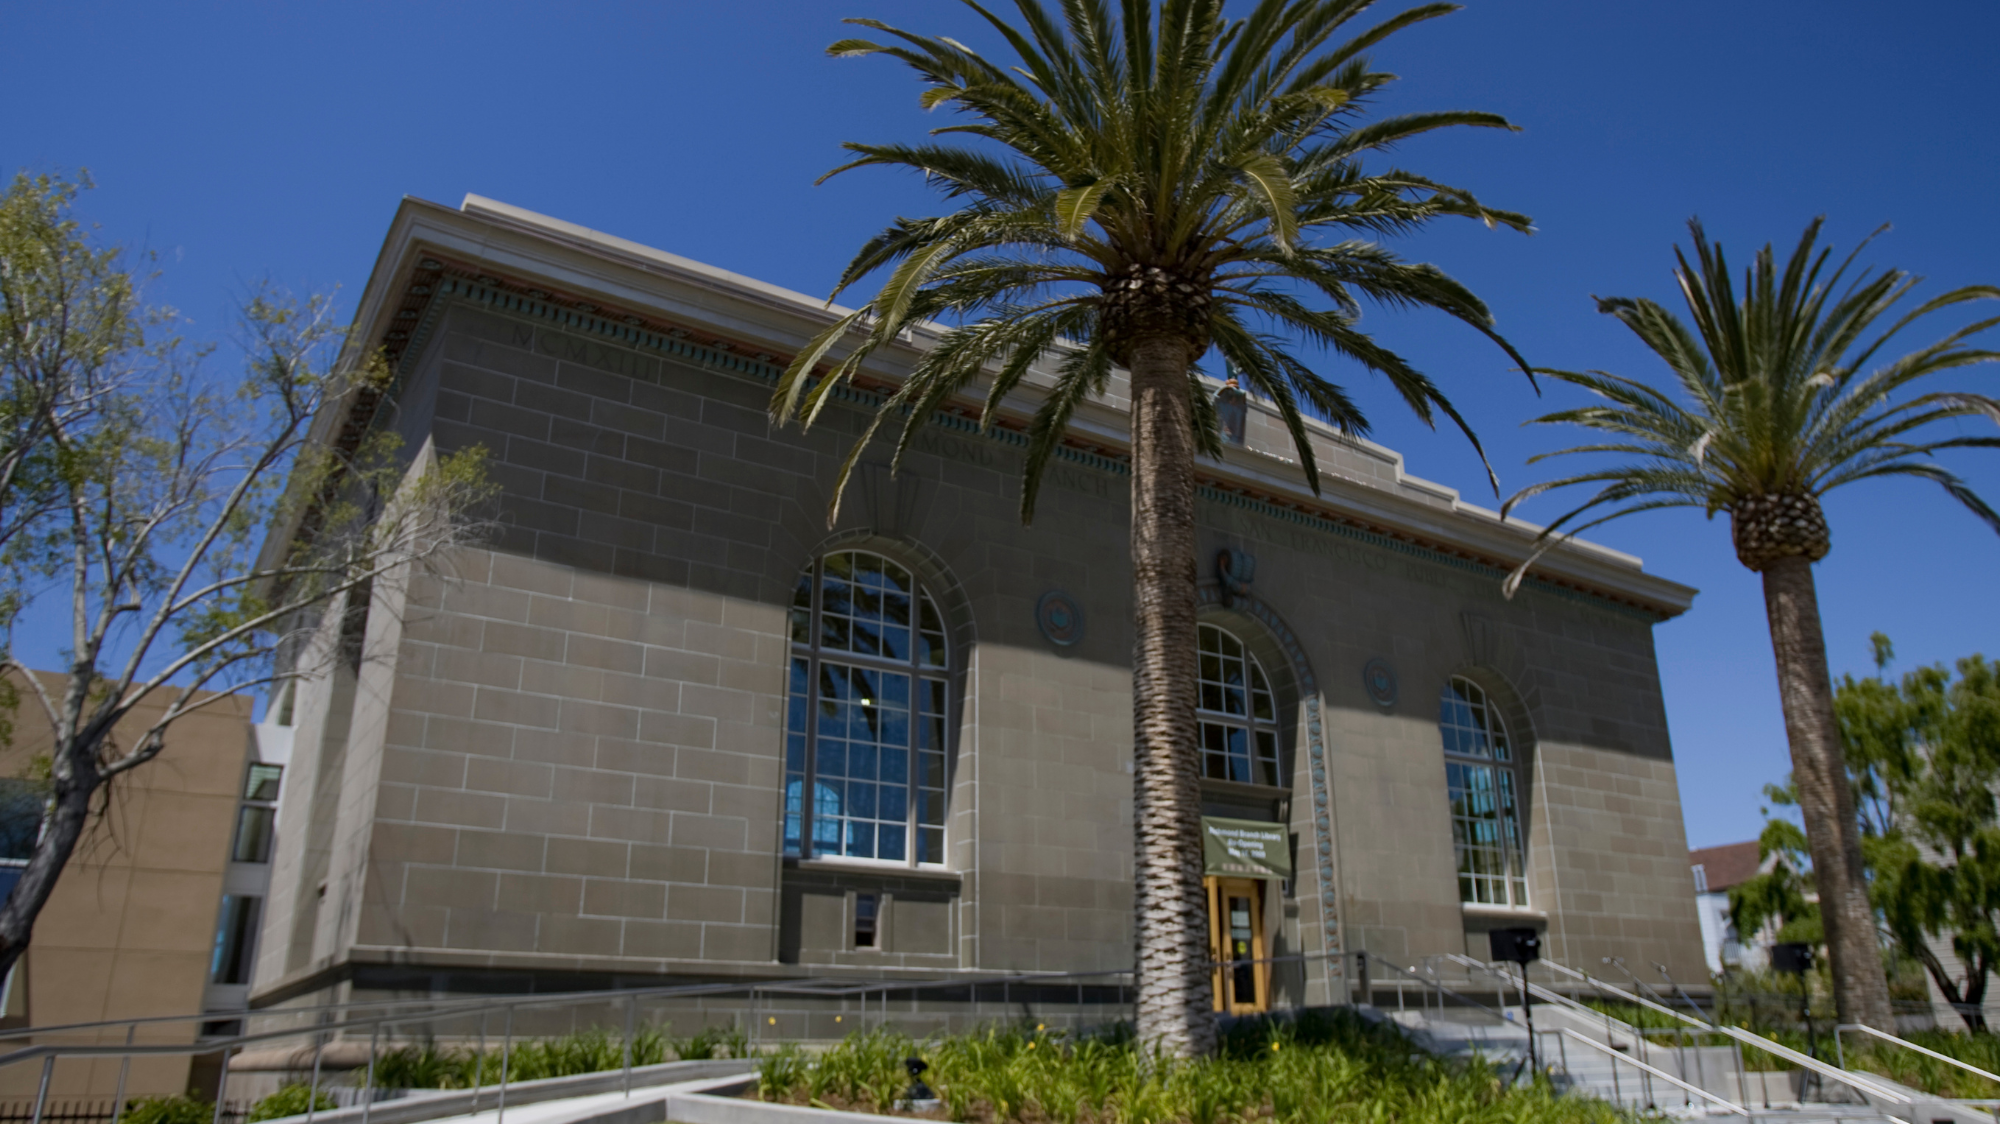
[255,293,1705,1000]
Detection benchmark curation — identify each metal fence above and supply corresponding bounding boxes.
[0,1103,249,1124]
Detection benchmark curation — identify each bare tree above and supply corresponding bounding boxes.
[0,173,493,978]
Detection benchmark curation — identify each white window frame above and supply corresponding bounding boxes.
[783,550,950,868]
[1439,676,1528,908]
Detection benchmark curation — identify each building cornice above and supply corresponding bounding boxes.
[315,194,1696,622]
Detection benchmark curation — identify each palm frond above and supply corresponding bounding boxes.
[780,0,1533,524]
[1507,217,2000,593]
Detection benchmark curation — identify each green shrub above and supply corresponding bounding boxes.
[755,1013,1625,1124]
[247,1084,337,1122]
[669,1024,747,1061]
[372,1041,465,1090]
[116,1096,213,1124]
[366,1026,677,1090]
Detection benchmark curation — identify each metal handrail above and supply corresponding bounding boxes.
[1710,1023,1911,1106]
[1441,954,1666,1047]
[1527,956,1711,1030]
[1549,1028,1749,1116]
[1365,956,1506,1020]
[2,946,1383,1047]
[0,964,1152,1044]
[1836,1022,2000,1088]
[0,949,1373,1068]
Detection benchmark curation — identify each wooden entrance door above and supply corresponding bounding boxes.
[1205,876,1268,1014]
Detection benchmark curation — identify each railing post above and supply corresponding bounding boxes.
[471,1010,487,1110]
[360,1022,380,1124]
[112,1024,135,1124]
[1691,1025,1707,1104]
[212,1047,235,1124]
[1600,1012,1616,1096]
[496,1005,515,1124]
[623,994,636,1098]
[304,1021,325,1124]
[1676,1026,1691,1106]
[1733,1036,1750,1110]
[31,1054,54,1124]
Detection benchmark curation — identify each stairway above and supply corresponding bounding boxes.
[1357,959,1960,1122]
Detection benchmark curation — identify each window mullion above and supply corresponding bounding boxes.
[905,658,918,868]
[802,559,821,860]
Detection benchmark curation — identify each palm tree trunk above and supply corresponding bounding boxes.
[1127,334,1215,1057]
[1760,555,1895,1030]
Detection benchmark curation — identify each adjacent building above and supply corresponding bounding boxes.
[0,672,287,1104]
[247,195,1709,1014]
[1689,840,1779,975]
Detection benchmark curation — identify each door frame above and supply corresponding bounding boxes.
[1205,875,1269,1014]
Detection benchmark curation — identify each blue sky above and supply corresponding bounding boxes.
[4,1,1996,849]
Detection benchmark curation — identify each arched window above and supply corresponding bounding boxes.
[1197,623,1280,787]
[784,550,949,865]
[1439,676,1527,907]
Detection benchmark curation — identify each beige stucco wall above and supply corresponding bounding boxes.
[0,673,253,1101]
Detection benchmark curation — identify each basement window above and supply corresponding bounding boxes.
[855,893,879,948]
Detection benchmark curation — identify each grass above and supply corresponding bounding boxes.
[754,1012,1624,1124]
[248,1084,338,1122]
[368,1024,750,1089]
[1818,1029,2000,1099]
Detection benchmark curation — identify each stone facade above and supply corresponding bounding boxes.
[248,196,1708,1008]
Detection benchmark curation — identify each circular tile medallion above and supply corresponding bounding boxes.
[1036,591,1085,647]
[1361,657,1398,709]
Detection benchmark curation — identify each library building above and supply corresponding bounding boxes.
[247,195,1708,1014]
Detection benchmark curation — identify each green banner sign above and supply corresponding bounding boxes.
[1202,817,1292,881]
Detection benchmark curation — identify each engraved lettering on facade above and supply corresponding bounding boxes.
[912,431,998,468]
[1047,465,1111,498]
[535,331,644,377]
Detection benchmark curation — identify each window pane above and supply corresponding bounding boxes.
[1255,731,1278,786]
[0,780,45,863]
[919,593,948,668]
[244,764,283,802]
[1250,663,1275,722]
[211,895,262,984]
[820,611,852,652]
[1225,727,1250,783]
[1200,722,1230,780]
[784,779,803,856]
[232,806,275,863]
[880,740,909,784]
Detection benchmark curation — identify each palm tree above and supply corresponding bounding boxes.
[772,0,1533,1056]
[1502,218,2000,1030]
